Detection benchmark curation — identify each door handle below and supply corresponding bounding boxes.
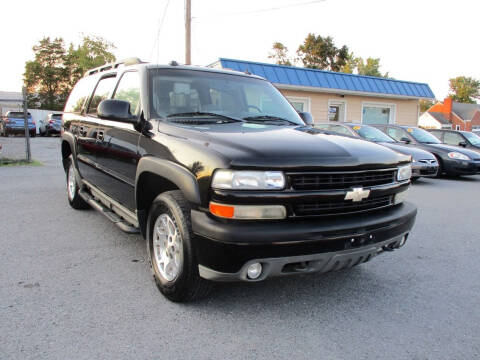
[97,130,104,142]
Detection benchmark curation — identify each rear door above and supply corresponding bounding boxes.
[80,75,118,190]
[93,71,141,210]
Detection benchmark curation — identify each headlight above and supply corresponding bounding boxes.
[397,165,412,181]
[211,170,285,190]
[448,152,470,161]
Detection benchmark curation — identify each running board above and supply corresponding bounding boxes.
[79,189,140,234]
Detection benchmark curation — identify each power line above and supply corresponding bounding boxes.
[192,0,326,19]
[149,0,171,63]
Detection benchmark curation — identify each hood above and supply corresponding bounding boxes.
[160,122,409,171]
[379,142,436,161]
[422,143,480,159]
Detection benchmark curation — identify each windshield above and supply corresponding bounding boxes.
[405,127,441,144]
[149,69,304,125]
[463,132,480,146]
[352,125,395,143]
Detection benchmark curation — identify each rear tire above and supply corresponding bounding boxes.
[147,190,213,302]
[66,155,89,210]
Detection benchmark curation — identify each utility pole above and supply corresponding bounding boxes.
[185,0,191,65]
[22,87,31,162]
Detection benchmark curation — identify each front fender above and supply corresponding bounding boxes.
[135,157,202,206]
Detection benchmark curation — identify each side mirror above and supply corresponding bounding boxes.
[98,99,136,123]
[298,112,314,126]
[400,137,411,144]
[458,141,467,147]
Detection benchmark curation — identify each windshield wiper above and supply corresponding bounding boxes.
[243,115,298,125]
[166,112,243,123]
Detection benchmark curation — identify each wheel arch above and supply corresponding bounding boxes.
[61,133,76,172]
[135,157,201,238]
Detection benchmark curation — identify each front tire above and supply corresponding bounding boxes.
[66,155,89,210]
[434,156,443,178]
[147,190,212,302]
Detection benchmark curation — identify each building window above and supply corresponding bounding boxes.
[328,100,346,122]
[455,125,461,130]
[362,102,396,125]
[286,97,310,113]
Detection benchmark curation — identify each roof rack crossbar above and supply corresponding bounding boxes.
[84,57,144,77]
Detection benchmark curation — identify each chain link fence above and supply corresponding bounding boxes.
[0,90,31,164]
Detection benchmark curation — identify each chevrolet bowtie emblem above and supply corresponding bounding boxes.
[344,187,370,202]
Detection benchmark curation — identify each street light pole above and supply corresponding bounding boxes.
[185,0,191,65]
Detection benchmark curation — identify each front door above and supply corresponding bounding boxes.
[94,71,142,210]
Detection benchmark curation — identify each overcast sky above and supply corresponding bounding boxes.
[2,0,479,101]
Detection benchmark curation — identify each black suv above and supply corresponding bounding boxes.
[61,58,417,302]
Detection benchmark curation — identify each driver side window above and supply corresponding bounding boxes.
[114,71,141,115]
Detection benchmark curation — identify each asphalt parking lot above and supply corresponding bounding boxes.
[1,137,479,360]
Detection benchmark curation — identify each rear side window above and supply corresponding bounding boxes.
[330,125,352,136]
[114,71,140,115]
[429,131,443,141]
[387,127,406,142]
[64,77,97,113]
[87,76,117,116]
[443,132,464,146]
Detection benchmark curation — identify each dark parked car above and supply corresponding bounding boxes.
[0,111,36,137]
[428,129,480,152]
[61,58,417,302]
[373,125,480,176]
[44,113,62,136]
[316,123,438,180]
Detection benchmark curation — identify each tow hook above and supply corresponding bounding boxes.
[382,234,408,252]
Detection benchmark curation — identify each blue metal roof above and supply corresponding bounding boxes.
[218,58,435,99]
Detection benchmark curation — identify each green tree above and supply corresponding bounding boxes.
[419,99,434,113]
[448,76,480,103]
[268,42,293,66]
[296,33,349,71]
[340,52,358,74]
[23,37,70,110]
[23,35,116,110]
[67,35,116,86]
[356,57,389,78]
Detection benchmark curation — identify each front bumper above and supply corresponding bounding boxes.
[192,202,417,280]
[443,158,479,175]
[411,161,438,177]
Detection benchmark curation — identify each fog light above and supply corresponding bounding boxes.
[247,263,262,279]
[398,235,407,247]
[394,191,407,205]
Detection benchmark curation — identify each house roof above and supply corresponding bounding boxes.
[452,101,480,121]
[0,91,23,102]
[429,112,451,125]
[215,58,435,100]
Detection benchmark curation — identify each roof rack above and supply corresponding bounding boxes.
[84,57,145,77]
